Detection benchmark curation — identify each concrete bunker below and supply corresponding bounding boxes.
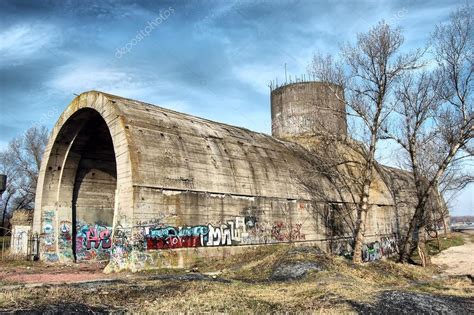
[32,88,442,271]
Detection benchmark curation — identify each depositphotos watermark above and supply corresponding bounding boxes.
[115,6,175,59]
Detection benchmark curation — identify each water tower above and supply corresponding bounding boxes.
[271,82,347,141]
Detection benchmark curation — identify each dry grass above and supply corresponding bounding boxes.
[0,244,472,313]
[425,233,465,256]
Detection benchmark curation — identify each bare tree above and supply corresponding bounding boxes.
[381,5,473,265]
[310,22,422,263]
[296,137,361,246]
[0,126,48,232]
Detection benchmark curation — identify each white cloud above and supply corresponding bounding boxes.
[48,61,160,98]
[0,23,61,67]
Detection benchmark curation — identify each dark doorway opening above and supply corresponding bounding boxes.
[69,111,117,261]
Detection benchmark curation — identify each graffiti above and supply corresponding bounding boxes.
[75,222,112,261]
[362,242,382,262]
[58,220,73,260]
[40,210,58,261]
[271,221,306,242]
[332,234,399,262]
[11,225,31,255]
[146,225,209,249]
[85,227,112,249]
[361,235,398,262]
[244,215,257,228]
[143,217,306,250]
[110,224,134,270]
[380,236,398,256]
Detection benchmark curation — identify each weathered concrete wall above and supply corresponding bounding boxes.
[271,82,347,140]
[33,90,426,270]
[10,209,33,256]
[10,225,31,256]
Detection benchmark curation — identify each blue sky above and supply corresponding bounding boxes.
[0,0,471,215]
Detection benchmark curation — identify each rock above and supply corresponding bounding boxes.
[269,246,329,281]
[270,262,323,281]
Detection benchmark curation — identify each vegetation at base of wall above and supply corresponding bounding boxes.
[0,243,472,313]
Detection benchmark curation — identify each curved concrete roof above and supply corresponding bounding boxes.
[35,90,395,216]
[54,91,321,200]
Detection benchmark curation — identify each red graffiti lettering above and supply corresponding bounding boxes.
[86,228,112,250]
[146,235,201,250]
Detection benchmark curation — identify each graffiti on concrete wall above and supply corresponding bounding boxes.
[10,225,31,255]
[271,221,306,242]
[41,210,58,262]
[75,222,112,261]
[332,234,399,262]
[146,225,209,249]
[362,242,382,262]
[379,236,398,256]
[362,235,399,262]
[142,216,306,250]
[58,220,73,260]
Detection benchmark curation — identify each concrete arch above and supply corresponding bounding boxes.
[33,91,134,262]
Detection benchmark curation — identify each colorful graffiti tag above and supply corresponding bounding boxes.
[362,235,399,262]
[41,210,58,262]
[146,225,208,249]
[142,217,306,250]
[58,220,73,259]
[75,222,113,261]
[332,234,399,262]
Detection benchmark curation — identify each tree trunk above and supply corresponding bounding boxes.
[442,216,449,235]
[417,226,431,267]
[352,207,368,263]
[399,203,422,263]
[352,177,372,263]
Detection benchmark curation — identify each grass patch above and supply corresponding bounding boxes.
[426,233,465,256]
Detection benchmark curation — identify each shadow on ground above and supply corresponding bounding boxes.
[349,290,474,314]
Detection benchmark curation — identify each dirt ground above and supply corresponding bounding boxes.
[431,230,474,276]
[0,238,473,313]
[0,262,113,285]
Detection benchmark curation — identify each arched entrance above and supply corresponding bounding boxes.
[69,110,116,261]
[39,108,117,262]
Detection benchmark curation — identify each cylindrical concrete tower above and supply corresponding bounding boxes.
[271,82,347,140]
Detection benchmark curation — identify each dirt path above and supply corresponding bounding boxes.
[432,231,474,276]
[0,262,114,285]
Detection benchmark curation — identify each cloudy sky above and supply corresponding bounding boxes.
[0,0,471,215]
